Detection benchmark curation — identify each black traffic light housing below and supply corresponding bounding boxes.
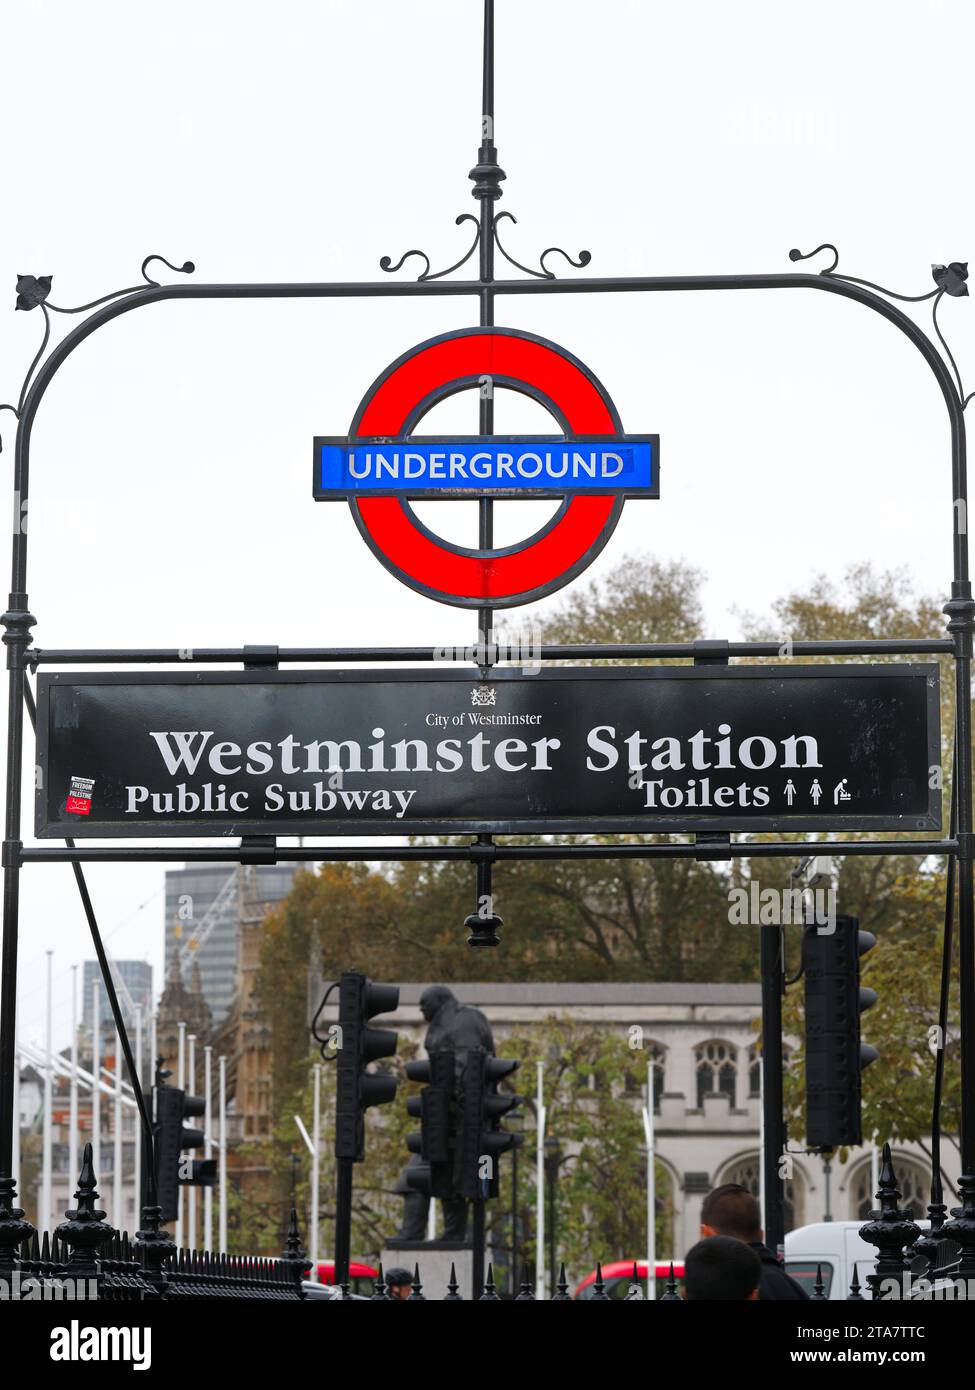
[803,914,877,1149]
[457,1048,523,1201]
[335,971,400,1162]
[154,1083,216,1223]
[406,1049,455,1199]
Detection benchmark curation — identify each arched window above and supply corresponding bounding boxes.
[853,1156,930,1220]
[695,1040,737,1108]
[722,1155,802,1234]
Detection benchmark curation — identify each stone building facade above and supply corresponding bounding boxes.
[327,981,949,1258]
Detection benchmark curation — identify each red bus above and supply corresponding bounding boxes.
[575,1260,685,1300]
[312,1261,379,1297]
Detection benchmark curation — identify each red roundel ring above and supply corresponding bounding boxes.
[349,327,626,609]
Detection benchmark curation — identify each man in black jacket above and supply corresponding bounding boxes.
[700,1183,809,1300]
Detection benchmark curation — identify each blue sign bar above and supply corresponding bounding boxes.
[313,434,658,499]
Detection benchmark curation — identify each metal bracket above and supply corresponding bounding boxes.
[243,645,279,670]
[239,835,277,865]
[693,640,732,858]
[692,638,731,666]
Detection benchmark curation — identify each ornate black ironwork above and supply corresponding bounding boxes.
[133,1200,176,1300]
[55,1142,115,1273]
[515,1263,537,1299]
[552,1261,572,1299]
[848,1265,865,1300]
[479,1261,501,1299]
[0,1175,32,1272]
[790,243,973,408]
[660,1261,682,1300]
[380,213,481,282]
[859,1143,921,1298]
[380,209,592,284]
[492,211,592,280]
[444,1261,463,1300]
[280,1204,311,1289]
[1,254,195,452]
[409,1261,427,1300]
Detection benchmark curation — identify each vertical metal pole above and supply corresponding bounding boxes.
[112,1036,122,1231]
[645,1059,656,1299]
[41,950,52,1235]
[0,586,34,1233]
[758,1057,766,1230]
[10,1036,18,1209]
[945,580,975,1272]
[472,1200,486,1299]
[547,1164,555,1292]
[476,0,498,651]
[203,1043,213,1252]
[310,1062,320,1277]
[134,1007,142,1230]
[510,1129,518,1296]
[760,925,786,1259]
[334,1157,353,1289]
[69,966,78,1196]
[218,1054,227,1253]
[535,1061,545,1299]
[187,1032,196,1247]
[176,1020,185,1248]
[91,979,101,1182]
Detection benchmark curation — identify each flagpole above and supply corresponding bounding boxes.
[310,1062,320,1276]
[41,950,53,1234]
[204,1044,213,1252]
[69,965,78,1197]
[218,1054,228,1253]
[187,1032,196,1247]
[112,1034,123,1230]
[134,1006,143,1225]
[176,1020,185,1248]
[91,979,101,1182]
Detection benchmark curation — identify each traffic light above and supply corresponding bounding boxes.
[457,1048,523,1201]
[154,1084,216,1223]
[335,971,400,1161]
[406,1049,455,1199]
[803,914,877,1149]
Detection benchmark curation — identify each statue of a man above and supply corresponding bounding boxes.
[420,984,495,1064]
[392,986,496,1244]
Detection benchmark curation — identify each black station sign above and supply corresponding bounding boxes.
[34,665,941,839]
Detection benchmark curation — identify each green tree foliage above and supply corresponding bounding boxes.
[523,553,706,647]
[781,863,961,1194]
[497,1019,675,1278]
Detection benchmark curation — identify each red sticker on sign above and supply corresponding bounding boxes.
[66,776,94,816]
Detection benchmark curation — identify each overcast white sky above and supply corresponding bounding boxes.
[1,0,972,1051]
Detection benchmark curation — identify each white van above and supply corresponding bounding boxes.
[784,1220,937,1300]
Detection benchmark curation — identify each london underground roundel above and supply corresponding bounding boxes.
[313,327,658,609]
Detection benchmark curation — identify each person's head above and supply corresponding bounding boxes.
[419,985,455,1022]
[700,1183,763,1243]
[684,1236,761,1301]
[385,1266,413,1300]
